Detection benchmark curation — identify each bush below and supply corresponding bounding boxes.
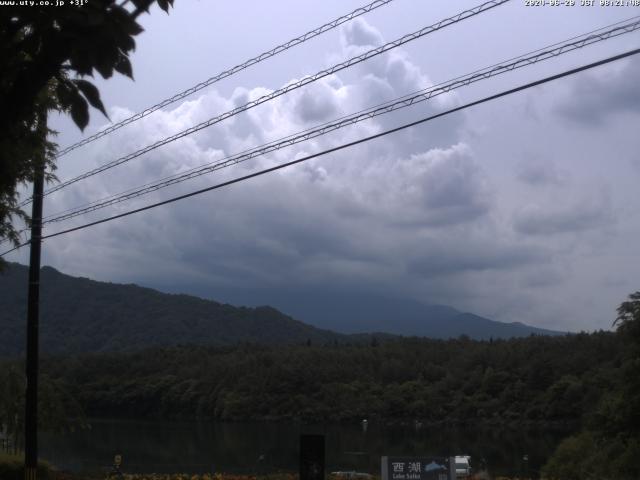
[0,452,52,480]
[543,432,640,480]
[541,431,598,480]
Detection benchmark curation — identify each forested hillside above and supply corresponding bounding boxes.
[2,292,639,478]
[34,332,618,424]
[0,263,560,358]
[0,263,342,356]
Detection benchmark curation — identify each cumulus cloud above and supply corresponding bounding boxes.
[40,19,504,301]
[292,81,341,124]
[341,17,384,50]
[372,143,491,227]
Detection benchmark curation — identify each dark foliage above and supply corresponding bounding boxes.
[543,291,640,480]
[0,263,344,356]
[0,0,174,261]
[23,331,620,427]
[0,263,557,356]
[0,453,52,480]
[0,365,86,454]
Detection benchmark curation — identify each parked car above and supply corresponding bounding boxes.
[454,456,471,477]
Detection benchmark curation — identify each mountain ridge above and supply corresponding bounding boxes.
[0,263,562,357]
[0,263,343,357]
[209,288,562,339]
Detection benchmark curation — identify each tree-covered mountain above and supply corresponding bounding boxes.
[1,262,560,357]
[0,263,343,357]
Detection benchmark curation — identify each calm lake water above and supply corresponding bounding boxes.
[40,419,568,477]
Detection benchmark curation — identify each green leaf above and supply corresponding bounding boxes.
[114,55,133,79]
[131,0,154,13]
[86,8,105,26]
[74,79,109,119]
[70,95,89,131]
[94,59,114,79]
[111,24,136,53]
[111,6,144,36]
[157,0,170,12]
[69,48,93,76]
[55,80,74,110]
[94,42,120,79]
[127,21,145,36]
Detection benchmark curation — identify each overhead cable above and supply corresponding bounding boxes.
[23,0,509,206]
[55,0,397,158]
[2,46,636,258]
[41,17,640,224]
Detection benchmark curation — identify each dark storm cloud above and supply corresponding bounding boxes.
[416,146,491,225]
[556,57,640,125]
[520,267,566,288]
[512,195,614,235]
[407,240,547,276]
[516,159,566,186]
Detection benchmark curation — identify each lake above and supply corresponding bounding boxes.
[40,419,568,477]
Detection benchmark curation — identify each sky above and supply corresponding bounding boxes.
[7,0,640,332]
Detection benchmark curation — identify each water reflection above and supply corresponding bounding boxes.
[40,419,567,477]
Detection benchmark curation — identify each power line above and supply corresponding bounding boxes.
[22,0,509,206]
[43,17,640,222]
[0,228,28,247]
[43,14,640,221]
[54,0,397,159]
[1,242,27,257]
[2,46,636,257]
[41,17,640,225]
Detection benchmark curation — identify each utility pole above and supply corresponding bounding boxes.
[24,109,46,480]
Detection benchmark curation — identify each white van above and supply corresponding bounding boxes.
[454,456,471,477]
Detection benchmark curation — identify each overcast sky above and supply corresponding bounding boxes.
[7,0,640,332]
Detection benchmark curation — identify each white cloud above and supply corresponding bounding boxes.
[364,143,491,227]
[42,20,501,304]
[340,17,384,50]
